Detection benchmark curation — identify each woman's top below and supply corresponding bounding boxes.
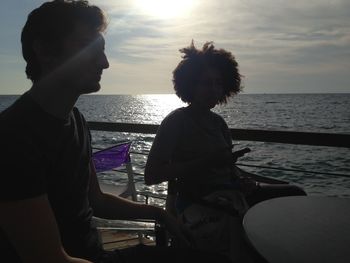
[148,106,238,211]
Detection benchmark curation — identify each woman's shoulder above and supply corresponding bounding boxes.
[162,107,187,123]
[155,108,187,139]
[209,110,226,123]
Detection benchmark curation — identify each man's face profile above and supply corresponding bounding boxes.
[41,22,109,95]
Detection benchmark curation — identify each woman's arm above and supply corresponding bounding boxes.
[144,111,183,185]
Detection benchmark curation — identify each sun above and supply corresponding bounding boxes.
[133,0,195,19]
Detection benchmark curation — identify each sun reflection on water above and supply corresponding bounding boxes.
[136,94,186,124]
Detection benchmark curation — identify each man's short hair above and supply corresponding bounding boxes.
[21,0,107,82]
[173,41,242,104]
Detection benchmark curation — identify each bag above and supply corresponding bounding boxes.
[180,190,252,262]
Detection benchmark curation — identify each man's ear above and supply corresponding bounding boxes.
[32,40,56,66]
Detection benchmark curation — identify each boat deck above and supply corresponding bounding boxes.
[99,229,155,250]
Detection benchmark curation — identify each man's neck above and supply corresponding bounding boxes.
[28,81,79,121]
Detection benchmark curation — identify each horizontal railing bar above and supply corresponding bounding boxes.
[107,161,350,179]
[130,151,148,156]
[88,122,158,134]
[230,129,350,148]
[236,163,350,178]
[88,121,350,148]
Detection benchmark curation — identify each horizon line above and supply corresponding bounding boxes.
[1,92,350,96]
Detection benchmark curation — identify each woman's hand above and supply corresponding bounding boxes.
[239,177,259,196]
[209,147,251,167]
[209,148,235,167]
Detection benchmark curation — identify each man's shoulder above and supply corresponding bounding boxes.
[0,93,55,144]
[0,100,25,137]
[0,93,34,123]
[0,100,20,122]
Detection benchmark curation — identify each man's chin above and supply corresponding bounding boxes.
[81,83,101,94]
[92,83,101,93]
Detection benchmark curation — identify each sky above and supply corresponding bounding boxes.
[0,0,349,95]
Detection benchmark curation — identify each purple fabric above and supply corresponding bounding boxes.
[92,142,131,173]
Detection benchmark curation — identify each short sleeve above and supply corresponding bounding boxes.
[0,135,47,201]
[148,109,184,162]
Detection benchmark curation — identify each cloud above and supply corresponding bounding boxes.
[2,0,349,94]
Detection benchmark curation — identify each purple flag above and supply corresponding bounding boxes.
[92,142,131,173]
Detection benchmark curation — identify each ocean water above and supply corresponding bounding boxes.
[1,94,349,203]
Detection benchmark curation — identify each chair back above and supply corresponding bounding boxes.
[93,142,131,173]
[92,141,137,201]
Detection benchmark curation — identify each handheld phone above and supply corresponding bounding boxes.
[233,147,251,158]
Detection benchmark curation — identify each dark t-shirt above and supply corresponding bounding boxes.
[149,107,234,200]
[0,93,102,262]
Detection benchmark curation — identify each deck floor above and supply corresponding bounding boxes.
[99,229,155,250]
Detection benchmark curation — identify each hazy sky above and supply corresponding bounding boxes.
[1,0,349,94]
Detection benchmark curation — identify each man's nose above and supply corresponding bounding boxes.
[99,52,109,69]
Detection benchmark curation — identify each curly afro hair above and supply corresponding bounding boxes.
[172,41,242,104]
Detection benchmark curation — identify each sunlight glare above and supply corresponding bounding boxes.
[134,0,195,19]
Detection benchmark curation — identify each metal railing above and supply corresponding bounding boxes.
[88,121,350,180]
[88,121,350,148]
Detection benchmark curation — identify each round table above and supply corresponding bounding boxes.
[243,196,350,263]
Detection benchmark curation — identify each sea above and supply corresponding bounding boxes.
[1,94,349,205]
